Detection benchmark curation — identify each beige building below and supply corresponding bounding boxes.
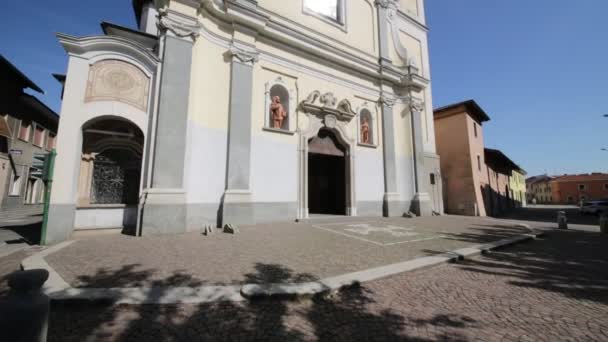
[46,0,444,243]
[510,169,527,207]
[0,55,58,212]
[434,100,523,216]
[526,175,553,204]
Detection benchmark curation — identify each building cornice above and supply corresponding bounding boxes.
[56,33,160,73]
[189,0,424,90]
[396,9,428,32]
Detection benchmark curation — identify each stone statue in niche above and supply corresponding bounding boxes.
[361,118,370,144]
[270,95,287,129]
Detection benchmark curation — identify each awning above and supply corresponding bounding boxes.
[0,117,11,138]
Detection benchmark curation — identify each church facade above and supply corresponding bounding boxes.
[46,0,443,243]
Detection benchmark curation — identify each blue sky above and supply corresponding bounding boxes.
[1,0,607,176]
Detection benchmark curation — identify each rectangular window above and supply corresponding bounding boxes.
[477,155,481,171]
[0,136,7,153]
[430,173,436,185]
[9,170,22,196]
[604,184,608,190]
[18,120,31,142]
[304,0,343,24]
[33,126,45,147]
[0,114,11,139]
[46,133,56,150]
[473,122,478,137]
[578,184,586,191]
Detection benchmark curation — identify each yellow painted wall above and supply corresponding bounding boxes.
[257,0,378,56]
[399,0,419,17]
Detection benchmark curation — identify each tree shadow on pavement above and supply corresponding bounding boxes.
[501,207,599,226]
[454,229,608,306]
[440,224,530,245]
[48,262,479,341]
[0,221,42,245]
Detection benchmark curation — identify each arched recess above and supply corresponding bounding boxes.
[78,116,145,207]
[297,114,356,219]
[74,116,145,233]
[357,105,376,146]
[264,77,296,131]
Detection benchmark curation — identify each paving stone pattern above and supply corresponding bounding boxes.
[45,216,532,287]
[45,227,608,341]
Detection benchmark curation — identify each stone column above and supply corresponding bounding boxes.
[221,44,259,226]
[408,97,432,216]
[380,95,401,216]
[140,10,199,235]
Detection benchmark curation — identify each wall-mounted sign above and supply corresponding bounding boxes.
[9,149,22,156]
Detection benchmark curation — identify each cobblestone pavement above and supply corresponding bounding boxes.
[45,215,534,287]
[44,225,608,341]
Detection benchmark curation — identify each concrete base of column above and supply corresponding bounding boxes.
[383,192,403,217]
[411,192,433,217]
[45,204,76,244]
[139,189,187,236]
[220,190,254,227]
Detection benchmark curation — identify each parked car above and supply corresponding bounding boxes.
[580,200,608,215]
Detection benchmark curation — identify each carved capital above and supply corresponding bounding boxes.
[374,0,397,9]
[228,45,259,66]
[405,95,425,113]
[158,8,201,41]
[378,94,396,108]
[375,0,398,19]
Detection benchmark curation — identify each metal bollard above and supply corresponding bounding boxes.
[0,269,50,342]
[557,211,568,230]
[600,214,608,234]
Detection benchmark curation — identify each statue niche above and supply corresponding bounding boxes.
[269,84,290,130]
[361,118,370,144]
[359,109,374,145]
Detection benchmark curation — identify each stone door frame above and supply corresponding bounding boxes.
[297,113,357,219]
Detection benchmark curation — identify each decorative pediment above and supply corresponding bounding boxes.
[300,91,357,122]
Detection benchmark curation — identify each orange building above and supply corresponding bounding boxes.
[434,100,524,216]
[550,173,608,204]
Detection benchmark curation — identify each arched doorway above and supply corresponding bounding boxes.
[76,117,144,232]
[308,129,347,215]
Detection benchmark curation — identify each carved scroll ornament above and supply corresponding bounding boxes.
[300,91,356,122]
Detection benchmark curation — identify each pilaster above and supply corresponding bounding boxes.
[221,42,259,226]
[407,95,432,216]
[379,94,401,216]
[375,0,397,67]
[140,10,199,235]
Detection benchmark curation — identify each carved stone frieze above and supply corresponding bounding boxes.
[300,91,356,122]
[85,60,150,111]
